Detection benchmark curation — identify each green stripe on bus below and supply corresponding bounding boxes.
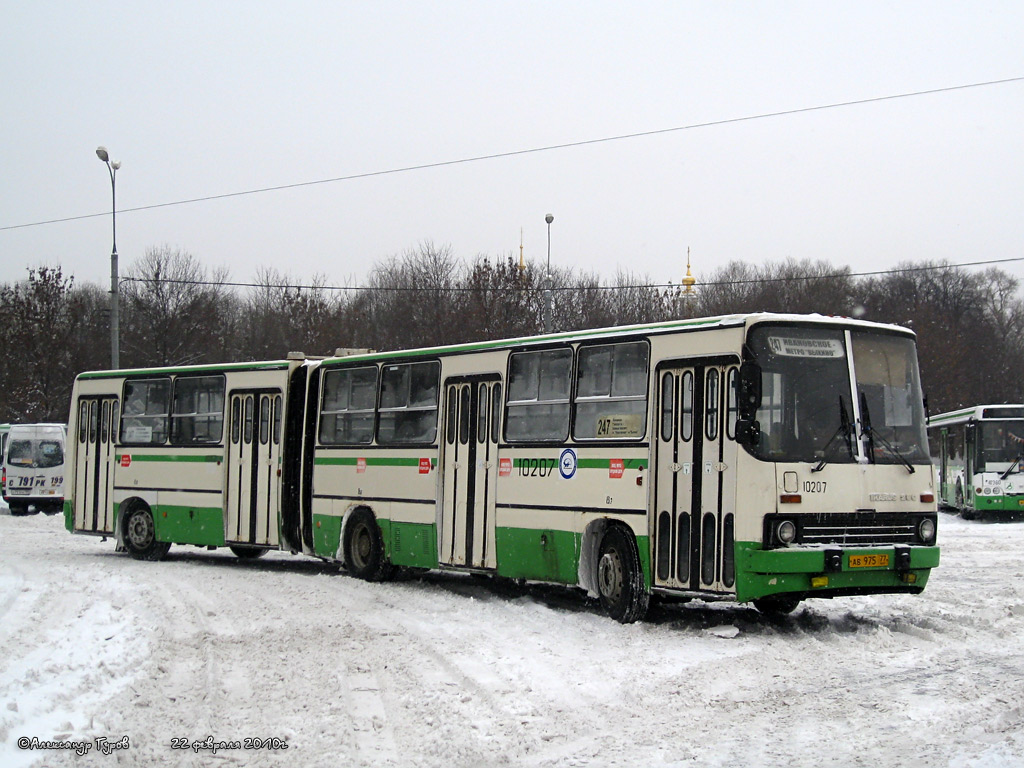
[314,456,423,467]
[116,454,222,463]
[577,458,648,470]
[511,458,648,469]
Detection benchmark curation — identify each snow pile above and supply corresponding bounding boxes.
[2,509,1023,767]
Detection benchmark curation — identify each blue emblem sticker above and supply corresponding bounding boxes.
[559,448,577,479]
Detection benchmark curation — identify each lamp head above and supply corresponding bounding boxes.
[545,213,554,224]
[96,146,109,162]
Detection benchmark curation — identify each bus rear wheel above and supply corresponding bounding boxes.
[123,505,171,561]
[343,509,394,582]
[595,525,649,623]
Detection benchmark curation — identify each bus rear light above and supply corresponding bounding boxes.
[920,493,934,503]
[900,572,918,584]
[811,576,829,588]
[779,494,801,504]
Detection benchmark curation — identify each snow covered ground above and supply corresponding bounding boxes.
[2,504,1023,768]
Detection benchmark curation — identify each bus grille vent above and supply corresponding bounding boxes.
[800,521,918,546]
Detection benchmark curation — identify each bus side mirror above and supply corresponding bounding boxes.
[738,361,761,420]
[735,419,761,448]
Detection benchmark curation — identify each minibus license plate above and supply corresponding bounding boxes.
[849,554,889,568]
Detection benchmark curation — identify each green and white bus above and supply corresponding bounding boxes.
[64,313,939,621]
[928,404,1024,519]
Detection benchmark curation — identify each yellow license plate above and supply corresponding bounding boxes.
[849,554,890,568]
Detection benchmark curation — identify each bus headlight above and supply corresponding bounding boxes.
[776,520,797,546]
[918,518,936,545]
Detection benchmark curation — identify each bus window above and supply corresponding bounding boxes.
[78,401,88,443]
[259,396,270,445]
[506,348,571,442]
[490,384,502,444]
[680,371,693,442]
[170,376,225,445]
[320,367,377,445]
[477,383,488,443]
[573,341,648,440]
[725,368,739,440]
[705,368,720,440]
[121,378,170,445]
[660,372,674,442]
[377,361,440,444]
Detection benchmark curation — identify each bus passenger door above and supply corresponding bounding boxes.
[653,362,738,594]
[653,367,696,590]
[225,390,282,546]
[74,396,118,534]
[439,376,501,569]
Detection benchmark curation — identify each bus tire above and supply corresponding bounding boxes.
[229,545,268,559]
[343,508,394,582]
[123,504,171,561]
[754,596,802,615]
[8,504,28,517]
[595,525,649,623]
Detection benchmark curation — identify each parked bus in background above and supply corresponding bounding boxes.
[2,423,67,515]
[64,313,939,622]
[928,404,1024,519]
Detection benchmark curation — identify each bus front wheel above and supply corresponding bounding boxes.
[343,509,394,582]
[229,545,268,560]
[754,595,802,615]
[123,505,171,561]
[595,525,649,624]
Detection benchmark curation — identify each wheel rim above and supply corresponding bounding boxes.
[598,549,623,603]
[352,523,372,569]
[127,510,154,549]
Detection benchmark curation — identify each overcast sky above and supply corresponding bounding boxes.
[2,2,1023,292]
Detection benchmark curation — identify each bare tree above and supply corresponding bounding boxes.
[120,246,231,367]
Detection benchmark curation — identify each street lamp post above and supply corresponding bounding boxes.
[96,146,121,369]
[544,213,554,334]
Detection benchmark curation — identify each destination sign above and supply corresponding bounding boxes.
[766,336,844,359]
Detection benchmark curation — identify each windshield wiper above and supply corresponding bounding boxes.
[859,392,915,474]
[812,396,854,473]
[1000,435,1024,479]
[1000,456,1023,480]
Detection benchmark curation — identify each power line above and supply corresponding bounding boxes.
[3,76,1023,233]
[117,255,1024,294]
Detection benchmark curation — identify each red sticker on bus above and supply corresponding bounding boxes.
[120,455,131,468]
[356,457,366,474]
[499,458,512,476]
[419,458,431,474]
[609,459,624,479]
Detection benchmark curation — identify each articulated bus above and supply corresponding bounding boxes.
[928,404,1024,519]
[65,313,939,622]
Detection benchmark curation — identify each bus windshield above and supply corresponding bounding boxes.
[745,326,929,465]
[977,420,1024,467]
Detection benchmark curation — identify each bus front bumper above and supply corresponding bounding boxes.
[735,542,940,603]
